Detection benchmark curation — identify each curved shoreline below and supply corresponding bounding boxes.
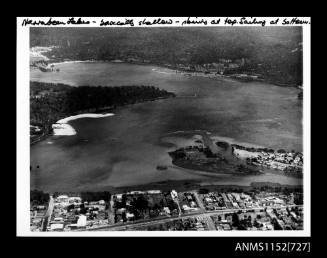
[49,60,98,66]
[30,43,301,88]
[49,59,300,88]
[162,130,266,149]
[52,113,115,136]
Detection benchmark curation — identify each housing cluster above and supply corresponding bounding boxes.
[232,145,303,175]
[30,187,303,231]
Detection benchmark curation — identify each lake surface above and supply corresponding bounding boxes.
[30,62,303,192]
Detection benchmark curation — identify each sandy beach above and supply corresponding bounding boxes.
[52,113,115,136]
[233,148,261,159]
[49,60,98,66]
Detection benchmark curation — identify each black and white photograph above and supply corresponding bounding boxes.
[16,17,311,237]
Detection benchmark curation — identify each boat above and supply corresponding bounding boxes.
[156,165,168,170]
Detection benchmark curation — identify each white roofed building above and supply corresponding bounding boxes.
[77,215,87,227]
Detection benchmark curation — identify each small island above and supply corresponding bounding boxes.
[168,137,303,178]
[168,144,262,176]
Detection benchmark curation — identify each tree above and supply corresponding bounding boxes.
[67,204,74,211]
[79,207,87,214]
[30,190,49,205]
[122,212,127,222]
[132,195,149,212]
[237,223,247,230]
[232,212,240,227]
[198,188,209,194]
[153,203,161,211]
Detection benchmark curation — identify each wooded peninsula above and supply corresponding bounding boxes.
[30,81,175,143]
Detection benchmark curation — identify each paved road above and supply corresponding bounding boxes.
[42,195,54,231]
[192,191,205,211]
[93,212,212,231]
[83,204,302,231]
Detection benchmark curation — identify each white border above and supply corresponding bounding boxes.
[17,17,311,237]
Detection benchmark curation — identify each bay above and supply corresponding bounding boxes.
[30,62,303,192]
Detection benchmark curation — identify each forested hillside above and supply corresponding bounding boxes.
[30,81,175,140]
[30,27,303,86]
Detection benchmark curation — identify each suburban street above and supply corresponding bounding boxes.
[84,204,302,231]
[42,195,54,231]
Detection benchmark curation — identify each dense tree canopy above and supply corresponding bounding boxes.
[30,190,49,205]
[81,191,111,202]
[30,81,175,137]
[31,27,303,86]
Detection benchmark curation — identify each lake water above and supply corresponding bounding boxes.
[30,62,303,192]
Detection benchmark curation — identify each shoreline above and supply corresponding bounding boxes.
[31,180,303,196]
[30,87,175,144]
[109,180,303,194]
[163,130,267,150]
[33,52,301,88]
[166,131,303,179]
[52,113,115,136]
[48,60,98,66]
